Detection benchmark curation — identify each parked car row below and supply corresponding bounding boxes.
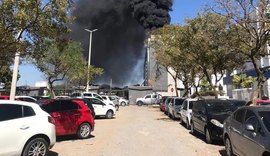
[159,96,270,156]
[0,92,123,156]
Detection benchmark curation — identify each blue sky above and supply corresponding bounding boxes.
[17,0,207,86]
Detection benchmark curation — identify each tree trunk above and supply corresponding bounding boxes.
[174,77,179,97]
[251,57,265,105]
[182,81,190,98]
[48,80,56,99]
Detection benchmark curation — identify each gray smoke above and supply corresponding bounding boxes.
[71,0,172,87]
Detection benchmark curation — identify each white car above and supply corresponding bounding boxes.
[0,100,56,156]
[71,92,115,106]
[101,95,120,111]
[168,97,185,120]
[118,97,129,106]
[179,98,197,129]
[86,97,116,119]
[15,96,37,103]
[136,93,161,106]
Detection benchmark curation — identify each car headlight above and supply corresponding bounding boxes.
[210,119,223,128]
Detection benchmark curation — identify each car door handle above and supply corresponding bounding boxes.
[20,126,29,130]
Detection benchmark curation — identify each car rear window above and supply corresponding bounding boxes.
[259,111,270,132]
[175,99,184,106]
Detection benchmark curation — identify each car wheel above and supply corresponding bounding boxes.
[179,115,183,125]
[137,101,143,106]
[172,111,175,120]
[190,121,197,135]
[186,118,190,129]
[106,110,113,119]
[22,138,48,156]
[225,137,234,156]
[205,128,213,144]
[121,102,126,106]
[77,123,91,139]
[115,105,119,111]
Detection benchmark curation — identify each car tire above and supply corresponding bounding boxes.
[172,111,175,120]
[121,102,126,106]
[186,118,190,129]
[106,110,113,119]
[137,101,143,106]
[22,137,48,156]
[225,136,234,156]
[77,123,91,139]
[190,121,197,135]
[205,128,213,144]
[115,105,119,111]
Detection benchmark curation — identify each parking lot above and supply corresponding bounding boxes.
[49,105,225,156]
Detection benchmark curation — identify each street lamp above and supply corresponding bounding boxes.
[85,28,98,92]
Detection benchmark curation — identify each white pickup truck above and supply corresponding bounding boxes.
[136,94,161,106]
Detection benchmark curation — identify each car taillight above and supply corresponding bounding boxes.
[48,116,55,125]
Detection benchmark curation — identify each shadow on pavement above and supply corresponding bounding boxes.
[48,151,58,156]
[94,116,116,120]
[156,117,176,122]
[188,131,224,146]
[219,149,227,156]
[56,134,95,142]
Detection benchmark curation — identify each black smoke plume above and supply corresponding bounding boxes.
[130,0,173,30]
[71,0,172,86]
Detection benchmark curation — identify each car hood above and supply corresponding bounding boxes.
[136,98,144,102]
[210,113,230,123]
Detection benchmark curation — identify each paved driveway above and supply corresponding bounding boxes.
[49,105,225,156]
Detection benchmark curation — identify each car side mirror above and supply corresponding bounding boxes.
[245,124,255,132]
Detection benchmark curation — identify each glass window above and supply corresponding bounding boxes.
[206,101,232,114]
[22,97,36,102]
[0,104,22,121]
[92,99,103,105]
[189,101,194,109]
[153,95,157,98]
[145,95,151,99]
[83,93,92,97]
[245,112,260,132]
[71,93,82,97]
[259,111,270,132]
[175,99,184,106]
[182,102,187,110]
[42,101,61,113]
[109,97,115,100]
[234,109,246,123]
[61,100,79,111]
[23,106,35,117]
[102,97,106,100]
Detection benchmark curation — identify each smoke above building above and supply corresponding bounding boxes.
[70,0,173,87]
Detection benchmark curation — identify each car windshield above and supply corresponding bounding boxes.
[206,101,232,114]
[258,111,270,132]
[175,99,184,106]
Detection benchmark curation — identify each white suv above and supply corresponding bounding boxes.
[179,98,197,129]
[86,97,116,119]
[0,100,56,156]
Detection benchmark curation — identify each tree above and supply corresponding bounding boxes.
[35,40,88,98]
[151,25,200,97]
[212,0,270,103]
[183,12,245,98]
[67,64,104,88]
[233,74,256,89]
[0,0,72,99]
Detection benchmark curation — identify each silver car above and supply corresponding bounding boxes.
[223,106,270,156]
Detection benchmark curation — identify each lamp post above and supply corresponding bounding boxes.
[85,28,98,92]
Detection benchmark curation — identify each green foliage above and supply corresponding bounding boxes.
[0,0,71,62]
[233,74,256,89]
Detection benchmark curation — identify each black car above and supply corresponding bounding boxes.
[190,99,245,144]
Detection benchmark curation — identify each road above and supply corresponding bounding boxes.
[49,105,225,156]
